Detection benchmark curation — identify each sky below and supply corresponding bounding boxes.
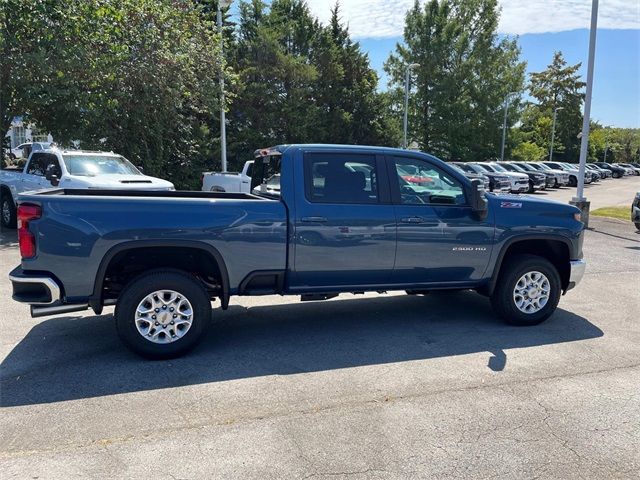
[233,1,640,128]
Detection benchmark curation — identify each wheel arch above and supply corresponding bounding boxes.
[90,240,230,312]
[482,236,572,296]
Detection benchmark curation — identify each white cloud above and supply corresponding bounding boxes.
[305,0,640,38]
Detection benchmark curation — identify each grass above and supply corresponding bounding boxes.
[590,206,631,221]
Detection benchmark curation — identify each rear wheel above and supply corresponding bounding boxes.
[1,193,17,228]
[490,254,561,326]
[568,176,577,187]
[635,222,640,232]
[115,270,212,359]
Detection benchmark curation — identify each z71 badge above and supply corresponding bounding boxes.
[500,201,522,208]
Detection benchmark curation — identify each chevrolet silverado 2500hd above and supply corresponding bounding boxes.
[9,144,586,358]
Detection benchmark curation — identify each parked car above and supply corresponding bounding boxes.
[10,142,52,160]
[543,162,592,186]
[451,162,510,193]
[616,163,640,176]
[585,164,611,179]
[449,163,490,191]
[202,160,254,192]
[582,165,601,182]
[497,162,546,192]
[525,162,570,187]
[1,147,174,228]
[633,192,640,231]
[510,162,556,188]
[593,162,626,178]
[9,144,586,358]
[476,162,529,193]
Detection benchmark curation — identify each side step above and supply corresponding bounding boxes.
[31,304,90,318]
[300,293,339,302]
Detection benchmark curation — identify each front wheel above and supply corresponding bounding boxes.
[635,222,640,232]
[115,270,212,359]
[568,176,577,187]
[490,254,561,326]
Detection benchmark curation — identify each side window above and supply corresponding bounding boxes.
[26,154,46,176]
[304,153,378,204]
[43,154,61,177]
[393,156,465,206]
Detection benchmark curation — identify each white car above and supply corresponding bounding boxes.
[476,162,530,193]
[1,148,174,228]
[10,142,52,159]
[202,160,254,193]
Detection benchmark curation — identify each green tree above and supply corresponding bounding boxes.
[511,141,546,162]
[310,3,398,146]
[527,51,585,162]
[384,0,526,160]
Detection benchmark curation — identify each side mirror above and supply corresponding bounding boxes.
[469,178,488,220]
[137,165,144,173]
[45,164,60,187]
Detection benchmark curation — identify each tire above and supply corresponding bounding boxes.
[1,193,17,228]
[115,270,212,359]
[635,222,640,232]
[568,176,577,187]
[490,254,561,326]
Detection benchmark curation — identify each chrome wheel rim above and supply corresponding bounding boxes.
[1,200,10,225]
[513,271,550,314]
[135,290,193,344]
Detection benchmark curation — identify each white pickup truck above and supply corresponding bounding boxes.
[1,148,174,228]
[201,160,254,193]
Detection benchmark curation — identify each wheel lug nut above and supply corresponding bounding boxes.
[162,305,167,309]
[173,314,177,318]
[155,308,159,312]
[169,308,174,312]
[170,321,175,325]
[155,322,159,326]
[152,315,156,319]
[163,325,167,329]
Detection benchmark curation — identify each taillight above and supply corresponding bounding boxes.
[18,204,41,259]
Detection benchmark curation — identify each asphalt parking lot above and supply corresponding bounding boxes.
[1,178,639,479]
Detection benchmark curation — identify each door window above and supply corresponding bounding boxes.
[26,154,47,176]
[392,156,465,205]
[304,153,378,204]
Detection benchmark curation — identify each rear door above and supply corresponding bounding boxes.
[388,154,494,284]
[290,150,396,289]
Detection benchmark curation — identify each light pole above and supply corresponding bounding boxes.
[403,63,420,149]
[217,0,233,172]
[500,92,517,162]
[603,145,608,162]
[548,106,564,162]
[571,0,599,228]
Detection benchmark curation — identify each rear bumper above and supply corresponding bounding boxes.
[9,266,91,318]
[566,259,586,291]
[9,266,61,305]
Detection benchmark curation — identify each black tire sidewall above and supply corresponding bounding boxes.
[115,270,212,359]
[492,255,561,326]
[1,195,17,228]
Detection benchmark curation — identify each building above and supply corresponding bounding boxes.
[5,117,53,149]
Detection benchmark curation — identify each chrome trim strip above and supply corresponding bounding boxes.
[8,275,61,305]
[569,260,586,288]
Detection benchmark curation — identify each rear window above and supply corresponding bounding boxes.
[304,153,378,204]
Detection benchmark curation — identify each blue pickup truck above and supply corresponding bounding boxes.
[9,144,586,358]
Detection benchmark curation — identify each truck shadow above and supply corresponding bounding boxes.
[0,291,603,407]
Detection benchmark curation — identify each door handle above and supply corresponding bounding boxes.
[301,216,328,223]
[400,216,425,224]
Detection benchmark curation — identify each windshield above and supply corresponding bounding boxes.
[536,163,552,171]
[488,164,508,173]
[515,163,535,172]
[63,154,141,176]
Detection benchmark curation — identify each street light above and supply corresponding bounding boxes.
[403,63,420,149]
[571,0,599,228]
[603,145,609,162]
[217,0,233,172]
[548,106,564,162]
[500,92,517,162]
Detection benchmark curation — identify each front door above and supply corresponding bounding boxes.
[389,154,494,284]
[290,151,396,289]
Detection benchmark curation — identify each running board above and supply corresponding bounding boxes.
[31,304,90,318]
